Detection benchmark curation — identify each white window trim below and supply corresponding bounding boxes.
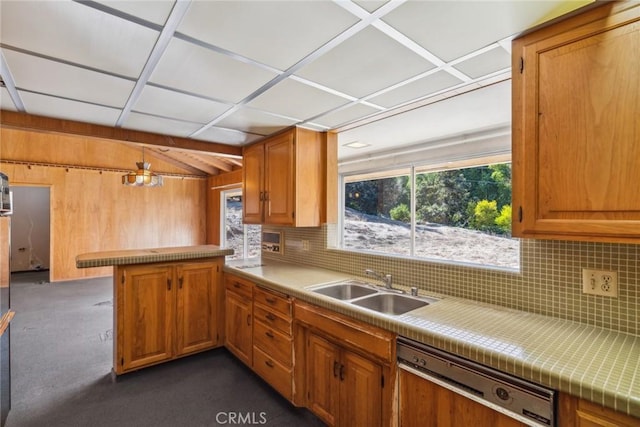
[221,188,253,259]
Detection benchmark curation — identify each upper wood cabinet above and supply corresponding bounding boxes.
[512,2,640,242]
[242,127,324,227]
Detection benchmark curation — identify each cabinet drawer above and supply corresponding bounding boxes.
[225,275,253,299]
[253,346,292,401]
[254,303,292,335]
[254,319,292,366]
[254,286,291,316]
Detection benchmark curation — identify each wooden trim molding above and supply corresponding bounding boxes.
[0,110,243,157]
[0,310,15,337]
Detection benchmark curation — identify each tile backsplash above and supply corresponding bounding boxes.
[264,225,640,335]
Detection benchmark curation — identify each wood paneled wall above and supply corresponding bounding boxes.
[0,128,208,282]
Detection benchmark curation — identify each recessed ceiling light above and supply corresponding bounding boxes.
[344,141,370,149]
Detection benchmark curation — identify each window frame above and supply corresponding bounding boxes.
[220,188,260,260]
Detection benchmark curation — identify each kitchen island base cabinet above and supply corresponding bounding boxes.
[294,300,395,427]
[114,259,223,375]
[399,368,525,427]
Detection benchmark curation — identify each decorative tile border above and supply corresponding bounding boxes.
[263,225,640,335]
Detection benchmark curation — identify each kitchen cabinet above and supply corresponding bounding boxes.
[399,367,524,427]
[559,393,640,427]
[242,127,324,227]
[252,286,294,401]
[512,2,640,242]
[294,300,395,427]
[224,274,254,366]
[114,259,222,374]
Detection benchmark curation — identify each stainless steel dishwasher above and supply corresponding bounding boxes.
[397,337,555,427]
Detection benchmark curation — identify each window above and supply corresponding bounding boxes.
[341,160,519,269]
[221,189,261,260]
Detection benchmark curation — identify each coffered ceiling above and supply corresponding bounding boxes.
[0,0,591,172]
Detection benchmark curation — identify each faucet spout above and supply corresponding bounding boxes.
[364,269,393,289]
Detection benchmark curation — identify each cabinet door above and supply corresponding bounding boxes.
[306,333,340,426]
[242,142,264,224]
[512,3,640,241]
[120,265,174,372]
[224,290,253,366]
[399,368,525,427]
[175,262,218,356]
[264,132,295,225]
[340,350,382,427]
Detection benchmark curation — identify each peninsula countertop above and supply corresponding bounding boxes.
[76,245,233,268]
[225,258,640,418]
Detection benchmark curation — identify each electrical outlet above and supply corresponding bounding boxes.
[582,269,618,297]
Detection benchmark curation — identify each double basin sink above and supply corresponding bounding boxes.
[307,279,437,315]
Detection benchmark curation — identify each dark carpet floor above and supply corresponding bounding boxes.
[6,271,324,427]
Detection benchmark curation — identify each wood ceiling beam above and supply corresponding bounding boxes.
[0,110,243,157]
[144,147,210,176]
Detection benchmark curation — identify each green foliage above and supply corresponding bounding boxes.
[347,163,513,236]
[495,204,512,234]
[473,200,498,231]
[390,203,411,222]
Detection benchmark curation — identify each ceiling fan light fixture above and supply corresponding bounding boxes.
[122,148,163,187]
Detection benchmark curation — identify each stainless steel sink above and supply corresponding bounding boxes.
[352,293,432,315]
[309,280,378,300]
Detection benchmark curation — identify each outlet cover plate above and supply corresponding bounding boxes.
[582,269,618,297]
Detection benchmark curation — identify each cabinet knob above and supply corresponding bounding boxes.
[265,313,276,321]
[265,331,274,339]
[265,297,277,304]
[246,314,251,326]
[265,360,274,368]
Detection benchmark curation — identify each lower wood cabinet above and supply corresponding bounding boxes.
[559,393,640,427]
[114,259,223,375]
[224,275,254,366]
[294,300,395,427]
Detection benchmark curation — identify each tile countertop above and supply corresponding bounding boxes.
[76,245,233,268]
[225,259,640,418]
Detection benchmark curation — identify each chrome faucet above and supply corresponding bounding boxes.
[365,269,393,290]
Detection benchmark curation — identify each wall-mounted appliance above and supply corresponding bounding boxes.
[262,230,283,255]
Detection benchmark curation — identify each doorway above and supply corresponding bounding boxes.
[9,186,50,278]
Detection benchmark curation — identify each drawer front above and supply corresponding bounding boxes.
[254,286,291,316]
[254,319,292,366]
[254,303,292,335]
[253,346,292,401]
[225,275,253,299]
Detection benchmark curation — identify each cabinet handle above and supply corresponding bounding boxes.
[233,282,241,288]
[333,361,339,378]
[264,191,269,201]
[246,314,251,326]
[265,297,277,304]
[179,277,183,289]
[265,313,276,321]
[265,331,274,339]
[259,191,264,201]
[167,278,172,291]
[265,360,274,368]
[339,364,345,381]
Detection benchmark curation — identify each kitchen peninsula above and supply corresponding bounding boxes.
[76,245,232,375]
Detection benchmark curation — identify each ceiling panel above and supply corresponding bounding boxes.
[150,38,277,103]
[195,126,263,146]
[133,85,231,124]
[177,1,358,70]
[248,78,350,121]
[382,1,589,62]
[296,26,436,98]
[18,91,121,127]
[353,1,390,14]
[217,107,297,135]
[2,49,135,108]
[0,0,159,78]
[94,0,176,26]
[367,70,465,108]
[123,111,203,137]
[0,88,17,111]
[338,81,511,160]
[453,47,512,79]
[312,103,381,129]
